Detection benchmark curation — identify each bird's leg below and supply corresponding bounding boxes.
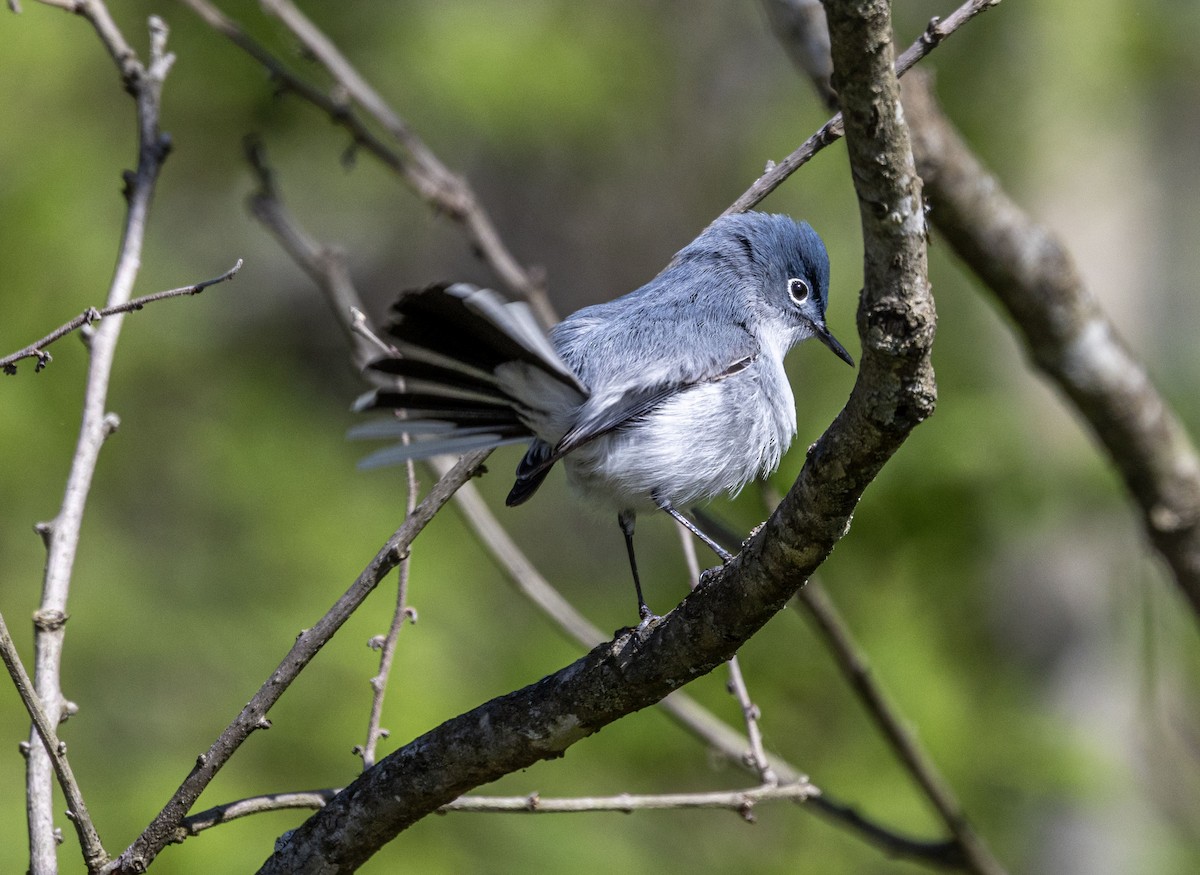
[654,497,734,562]
[618,510,655,624]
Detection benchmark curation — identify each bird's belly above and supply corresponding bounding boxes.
[562,380,795,511]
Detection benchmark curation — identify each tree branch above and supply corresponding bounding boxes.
[441,782,814,818]
[23,7,175,873]
[902,73,1200,619]
[177,790,341,840]
[678,530,775,784]
[0,611,105,870]
[174,782,815,833]
[1,261,241,375]
[358,457,418,771]
[242,136,379,370]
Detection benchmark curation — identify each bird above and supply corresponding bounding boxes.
[352,211,854,623]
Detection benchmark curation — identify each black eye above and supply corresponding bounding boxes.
[788,277,810,304]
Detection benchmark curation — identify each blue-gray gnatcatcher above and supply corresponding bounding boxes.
[353,211,854,621]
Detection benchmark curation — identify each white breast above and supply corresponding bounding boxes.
[561,357,797,512]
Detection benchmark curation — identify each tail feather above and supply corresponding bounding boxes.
[367,354,501,398]
[355,283,585,491]
[355,386,512,413]
[353,389,524,428]
[383,283,582,392]
[357,430,531,470]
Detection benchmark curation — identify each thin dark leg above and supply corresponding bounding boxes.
[618,510,654,623]
[655,497,734,562]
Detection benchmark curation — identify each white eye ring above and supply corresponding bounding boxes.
[788,277,810,304]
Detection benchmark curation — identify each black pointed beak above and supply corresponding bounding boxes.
[813,321,855,367]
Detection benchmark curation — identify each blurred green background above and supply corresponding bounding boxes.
[2,1,1199,872]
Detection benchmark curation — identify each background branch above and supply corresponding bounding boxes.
[180,0,553,325]
[796,580,1003,874]
[257,0,552,323]
[902,74,1200,619]
[242,136,379,369]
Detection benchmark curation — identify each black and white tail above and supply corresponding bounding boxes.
[351,283,586,471]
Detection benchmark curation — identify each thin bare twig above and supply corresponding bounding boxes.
[441,782,814,818]
[0,611,105,869]
[243,136,379,370]
[726,0,1000,215]
[359,463,419,771]
[22,7,176,873]
[170,780,814,839]
[722,655,775,783]
[359,453,419,774]
[1,261,242,374]
[164,778,950,864]
[677,528,775,784]
[177,790,340,840]
[349,309,397,358]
